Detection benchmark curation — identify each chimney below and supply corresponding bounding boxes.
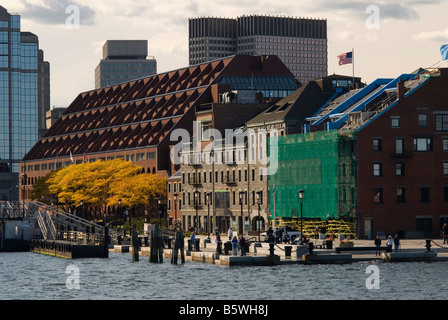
[397,78,405,99]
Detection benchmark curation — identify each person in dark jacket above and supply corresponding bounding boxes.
[393,234,400,252]
[374,234,382,256]
[239,235,246,256]
[443,223,448,244]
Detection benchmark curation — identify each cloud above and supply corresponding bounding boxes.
[305,0,425,22]
[20,0,96,26]
[413,28,448,43]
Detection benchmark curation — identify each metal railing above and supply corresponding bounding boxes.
[0,201,30,219]
[27,201,107,244]
[36,209,57,240]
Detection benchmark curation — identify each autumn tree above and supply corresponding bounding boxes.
[29,171,58,203]
[46,159,166,218]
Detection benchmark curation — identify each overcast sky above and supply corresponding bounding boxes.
[4,0,448,107]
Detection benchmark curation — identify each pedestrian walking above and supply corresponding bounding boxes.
[393,234,400,252]
[374,234,381,256]
[190,232,196,251]
[228,228,232,240]
[215,234,222,254]
[443,223,448,244]
[231,236,238,256]
[239,235,246,256]
[386,235,393,250]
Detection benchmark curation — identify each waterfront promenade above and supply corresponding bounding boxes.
[111,234,448,265]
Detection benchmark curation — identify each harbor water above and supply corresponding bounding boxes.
[1,252,447,300]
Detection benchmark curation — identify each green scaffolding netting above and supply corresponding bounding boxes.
[268,130,357,221]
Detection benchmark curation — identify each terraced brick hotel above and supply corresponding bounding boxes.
[20,55,298,201]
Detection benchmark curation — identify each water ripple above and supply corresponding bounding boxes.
[1,253,448,300]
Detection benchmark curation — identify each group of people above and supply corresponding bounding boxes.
[374,234,400,255]
[213,229,246,256]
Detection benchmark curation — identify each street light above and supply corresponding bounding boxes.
[193,190,200,232]
[298,189,305,244]
[173,193,178,230]
[80,199,84,218]
[206,192,212,239]
[239,191,245,236]
[256,191,262,242]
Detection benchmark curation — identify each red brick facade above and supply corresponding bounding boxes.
[357,69,448,238]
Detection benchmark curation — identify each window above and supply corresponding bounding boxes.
[443,138,448,152]
[396,187,406,203]
[436,114,448,132]
[414,138,433,152]
[418,114,427,127]
[421,187,430,203]
[374,188,383,204]
[391,117,400,128]
[444,162,448,176]
[396,163,404,176]
[395,138,404,154]
[373,139,382,152]
[373,163,382,177]
[416,217,433,235]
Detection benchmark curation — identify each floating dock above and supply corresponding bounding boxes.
[1,201,109,259]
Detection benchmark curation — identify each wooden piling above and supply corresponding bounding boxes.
[171,228,185,264]
[131,229,139,262]
[150,225,163,263]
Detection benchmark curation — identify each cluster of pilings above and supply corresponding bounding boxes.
[130,226,185,265]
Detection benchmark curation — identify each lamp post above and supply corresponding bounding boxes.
[80,200,84,218]
[206,192,212,239]
[173,193,178,230]
[193,190,199,232]
[298,189,305,244]
[239,191,245,236]
[256,191,262,242]
[158,197,162,219]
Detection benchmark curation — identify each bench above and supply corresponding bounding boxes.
[310,239,327,249]
[335,246,392,253]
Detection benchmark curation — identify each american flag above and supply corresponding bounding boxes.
[338,51,353,65]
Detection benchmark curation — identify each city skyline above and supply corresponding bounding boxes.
[5,0,448,107]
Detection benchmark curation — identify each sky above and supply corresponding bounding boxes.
[3,0,448,107]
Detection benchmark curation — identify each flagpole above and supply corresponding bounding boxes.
[352,48,355,89]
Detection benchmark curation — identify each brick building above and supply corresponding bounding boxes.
[294,67,448,239]
[20,55,297,216]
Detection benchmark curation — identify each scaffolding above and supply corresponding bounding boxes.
[268,130,358,238]
[271,218,357,239]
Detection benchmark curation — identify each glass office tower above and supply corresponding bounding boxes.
[0,6,39,201]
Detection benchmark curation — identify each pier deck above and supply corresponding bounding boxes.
[112,236,448,266]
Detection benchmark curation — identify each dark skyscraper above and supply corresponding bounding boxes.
[189,15,328,85]
[38,49,50,138]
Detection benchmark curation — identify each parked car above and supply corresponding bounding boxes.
[260,227,301,243]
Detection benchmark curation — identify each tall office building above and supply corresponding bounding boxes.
[0,6,47,201]
[189,15,328,85]
[95,40,157,89]
[38,49,50,138]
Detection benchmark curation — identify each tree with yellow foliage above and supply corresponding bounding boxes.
[46,159,166,219]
